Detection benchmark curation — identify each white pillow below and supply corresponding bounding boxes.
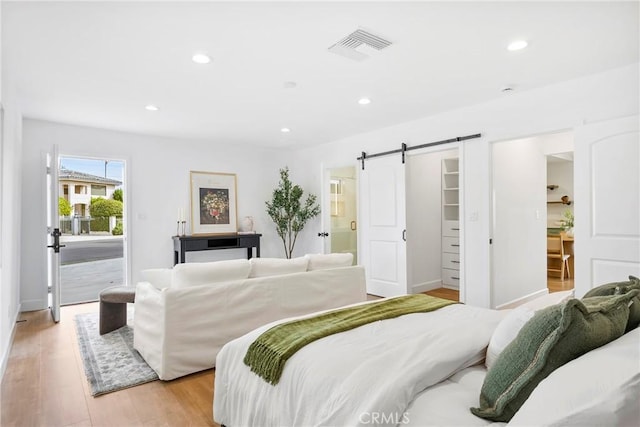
[172,259,250,288]
[140,268,173,289]
[248,257,309,278]
[485,305,536,370]
[485,290,574,369]
[509,328,640,426]
[305,253,353,271]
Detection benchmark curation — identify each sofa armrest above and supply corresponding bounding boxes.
[133,282,166,378]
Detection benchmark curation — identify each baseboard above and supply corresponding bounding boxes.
[0,303,21,382]
[20,299,47,312]
[496,289,549,310]
[412,280,442,293]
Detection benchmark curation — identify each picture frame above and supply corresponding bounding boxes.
[190,171,238,235]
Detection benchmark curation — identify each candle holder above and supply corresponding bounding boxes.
[181,221,186,236]
[176,221,181,237]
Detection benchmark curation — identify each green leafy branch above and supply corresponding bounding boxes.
[266,167,321,258]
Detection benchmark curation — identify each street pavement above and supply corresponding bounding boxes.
[61,258,124,305]
[59,234,125,304]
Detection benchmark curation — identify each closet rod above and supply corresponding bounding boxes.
[356,133,481,169]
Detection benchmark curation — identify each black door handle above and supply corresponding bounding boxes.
[317,232,329,237]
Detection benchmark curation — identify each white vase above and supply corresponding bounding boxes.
[240,216,254,232]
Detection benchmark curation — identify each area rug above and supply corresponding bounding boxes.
[74,311,158,396]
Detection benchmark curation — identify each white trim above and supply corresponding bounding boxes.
[0,303,21,381]
[495,288,549,310]
[412,279,442,294]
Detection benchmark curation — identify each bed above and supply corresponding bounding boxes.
[213,289,640,426]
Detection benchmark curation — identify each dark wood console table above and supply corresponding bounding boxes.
[173,234,261,265]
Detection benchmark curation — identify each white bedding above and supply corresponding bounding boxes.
[213,302,506,427]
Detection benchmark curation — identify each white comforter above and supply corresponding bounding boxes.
[214,302,506,427]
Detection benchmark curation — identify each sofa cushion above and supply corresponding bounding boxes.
[485,290,574,369]
[305,253,353,271]
[248,257,308,278]
[471,292,635,422]
[172,259,250,288]
[140,268,173,289]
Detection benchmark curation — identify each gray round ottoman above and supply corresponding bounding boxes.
[99,285,135,335]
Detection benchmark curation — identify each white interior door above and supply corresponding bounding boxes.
[46,145,61,322]
[574,115,640,297]
[359,156,408,297]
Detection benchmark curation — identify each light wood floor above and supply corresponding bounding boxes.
[548,276,575,293]
[1,302,219,427]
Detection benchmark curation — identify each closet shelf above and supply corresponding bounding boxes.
[443,188,459,191]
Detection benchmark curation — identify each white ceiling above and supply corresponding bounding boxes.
[3,1,639,148]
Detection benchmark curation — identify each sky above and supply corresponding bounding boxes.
[60,157,124,184]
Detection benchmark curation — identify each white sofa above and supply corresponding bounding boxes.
[133,254,366,380]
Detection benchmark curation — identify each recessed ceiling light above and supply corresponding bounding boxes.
[283,81,297,89]
[192,53,211,64]
[280,127,291,133]
[145,104,159,111]
[358,97,371,105]
[507,40,528,51]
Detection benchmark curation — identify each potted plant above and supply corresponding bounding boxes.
[266,167,321,258]
[560,209,574,237]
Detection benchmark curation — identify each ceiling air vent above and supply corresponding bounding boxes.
[328,29,392,62]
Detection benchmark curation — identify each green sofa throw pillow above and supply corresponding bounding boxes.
[470,291,636,422]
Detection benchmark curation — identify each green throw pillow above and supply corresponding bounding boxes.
[613,276,640,332]
[583,276,638,298]
[470,291,636,422]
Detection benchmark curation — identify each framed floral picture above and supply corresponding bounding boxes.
[190,171,238,235]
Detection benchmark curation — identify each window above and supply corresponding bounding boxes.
[91,185,106,196]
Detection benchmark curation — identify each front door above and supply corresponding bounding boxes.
[46,145,61,322]
[574,115,640,296]
[359,156,408,297]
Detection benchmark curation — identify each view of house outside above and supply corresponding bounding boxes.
[58,157,125,305]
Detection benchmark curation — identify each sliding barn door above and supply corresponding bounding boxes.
[359,156,408,297]
[574,115,640,297]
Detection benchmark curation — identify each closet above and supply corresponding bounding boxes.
[406,148,460,296]
[441,157,460,289]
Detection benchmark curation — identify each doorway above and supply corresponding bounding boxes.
[323,165,357,264]
[546,152,574,293]
[491,131,574,308]
[57,156,126,305]
[406,147,460,301]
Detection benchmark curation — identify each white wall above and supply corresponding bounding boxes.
[406,148,458,292]
[20,119,290,311]
[1,1,26,378]
[0,108,23,377]
[291,63,639,308]
[492,137,547,308]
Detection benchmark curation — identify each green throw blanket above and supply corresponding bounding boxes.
[243,294,456,385]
